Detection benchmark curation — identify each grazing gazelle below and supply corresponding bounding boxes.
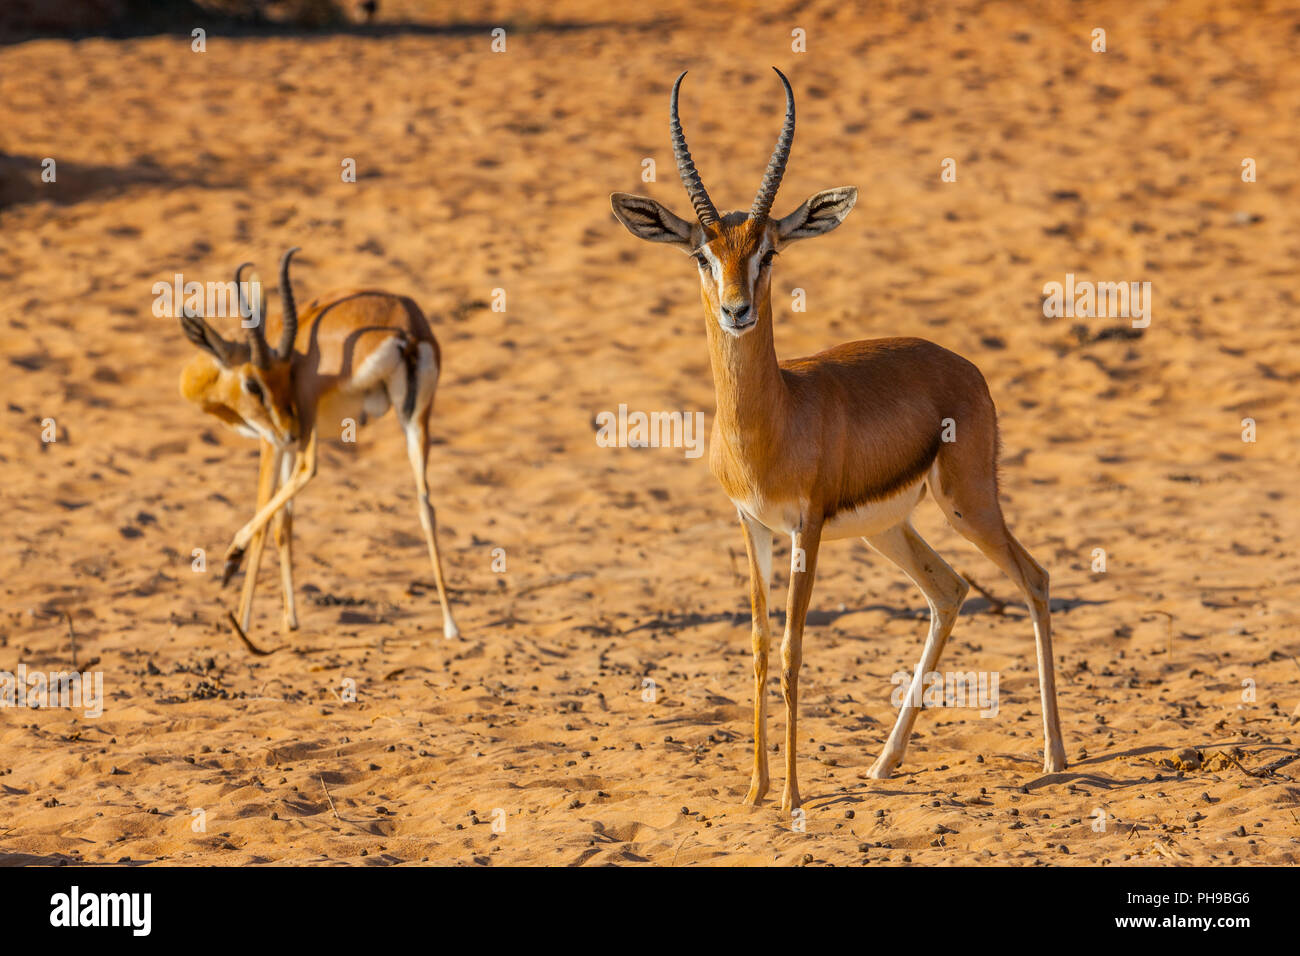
[611,70,1064,811]
[177,247,460,640]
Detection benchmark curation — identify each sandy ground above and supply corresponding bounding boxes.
[1,0,1298,866]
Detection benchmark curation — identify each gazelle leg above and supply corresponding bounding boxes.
[738,511,773,805]
[928,463,1066,773]
[272,449,298,632]
[237,440,282,631]
[402,406,459,639]
[780,516,823,814]
[864,521,970,779]
[973,528,1063,772]
[223,432,318,584]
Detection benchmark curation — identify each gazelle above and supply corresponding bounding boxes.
[611,70,1065,812]
[177,247,460,640]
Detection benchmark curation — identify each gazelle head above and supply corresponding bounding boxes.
[178,247,302,448]
[612,69,857,338]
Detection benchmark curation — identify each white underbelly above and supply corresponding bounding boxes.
[318,386,392,429]
[822,477,926,540]
[735,476,925,541]
[361,389,391,419]
[316,335,405,427]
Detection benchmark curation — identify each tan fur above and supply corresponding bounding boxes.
[613,172,1065,814]
[179,350,295,444]
[178,266,460,642]
[281,289,440,435]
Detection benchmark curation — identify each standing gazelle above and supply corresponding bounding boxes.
[611,70,1064,812]
[177,248,460,640]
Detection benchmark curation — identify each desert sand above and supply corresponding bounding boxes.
[0,0,1297,865]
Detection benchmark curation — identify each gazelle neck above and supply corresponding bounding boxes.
[704,295,789,448]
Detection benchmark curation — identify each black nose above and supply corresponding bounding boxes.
[722,303,751,323]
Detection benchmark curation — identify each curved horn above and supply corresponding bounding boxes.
[749,67,796,223]
[276,246,301,360]
[670,71,720,226]
[235,261,271,369]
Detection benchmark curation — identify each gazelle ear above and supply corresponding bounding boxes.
[610,193,695,249]
[179,314,234,368]
[775,187,858,244]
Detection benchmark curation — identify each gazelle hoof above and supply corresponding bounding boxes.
[443,621,461,640]
[742,780,769,805]
[867,757,897,779]
[1043,750,1067,774]
[220,549,245,587]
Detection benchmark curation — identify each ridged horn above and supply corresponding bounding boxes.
[749,67,796,223]
[670,71,720,226]
[276,246,300,360]
[235,261,271,369]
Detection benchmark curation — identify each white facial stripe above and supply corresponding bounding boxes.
[699,244,724,301]
[746,247,763,302]
[699,236,774,336]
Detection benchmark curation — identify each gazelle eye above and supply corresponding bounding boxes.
[243,378,264,401]
[760,249,778,267]
[692,252,709,268]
